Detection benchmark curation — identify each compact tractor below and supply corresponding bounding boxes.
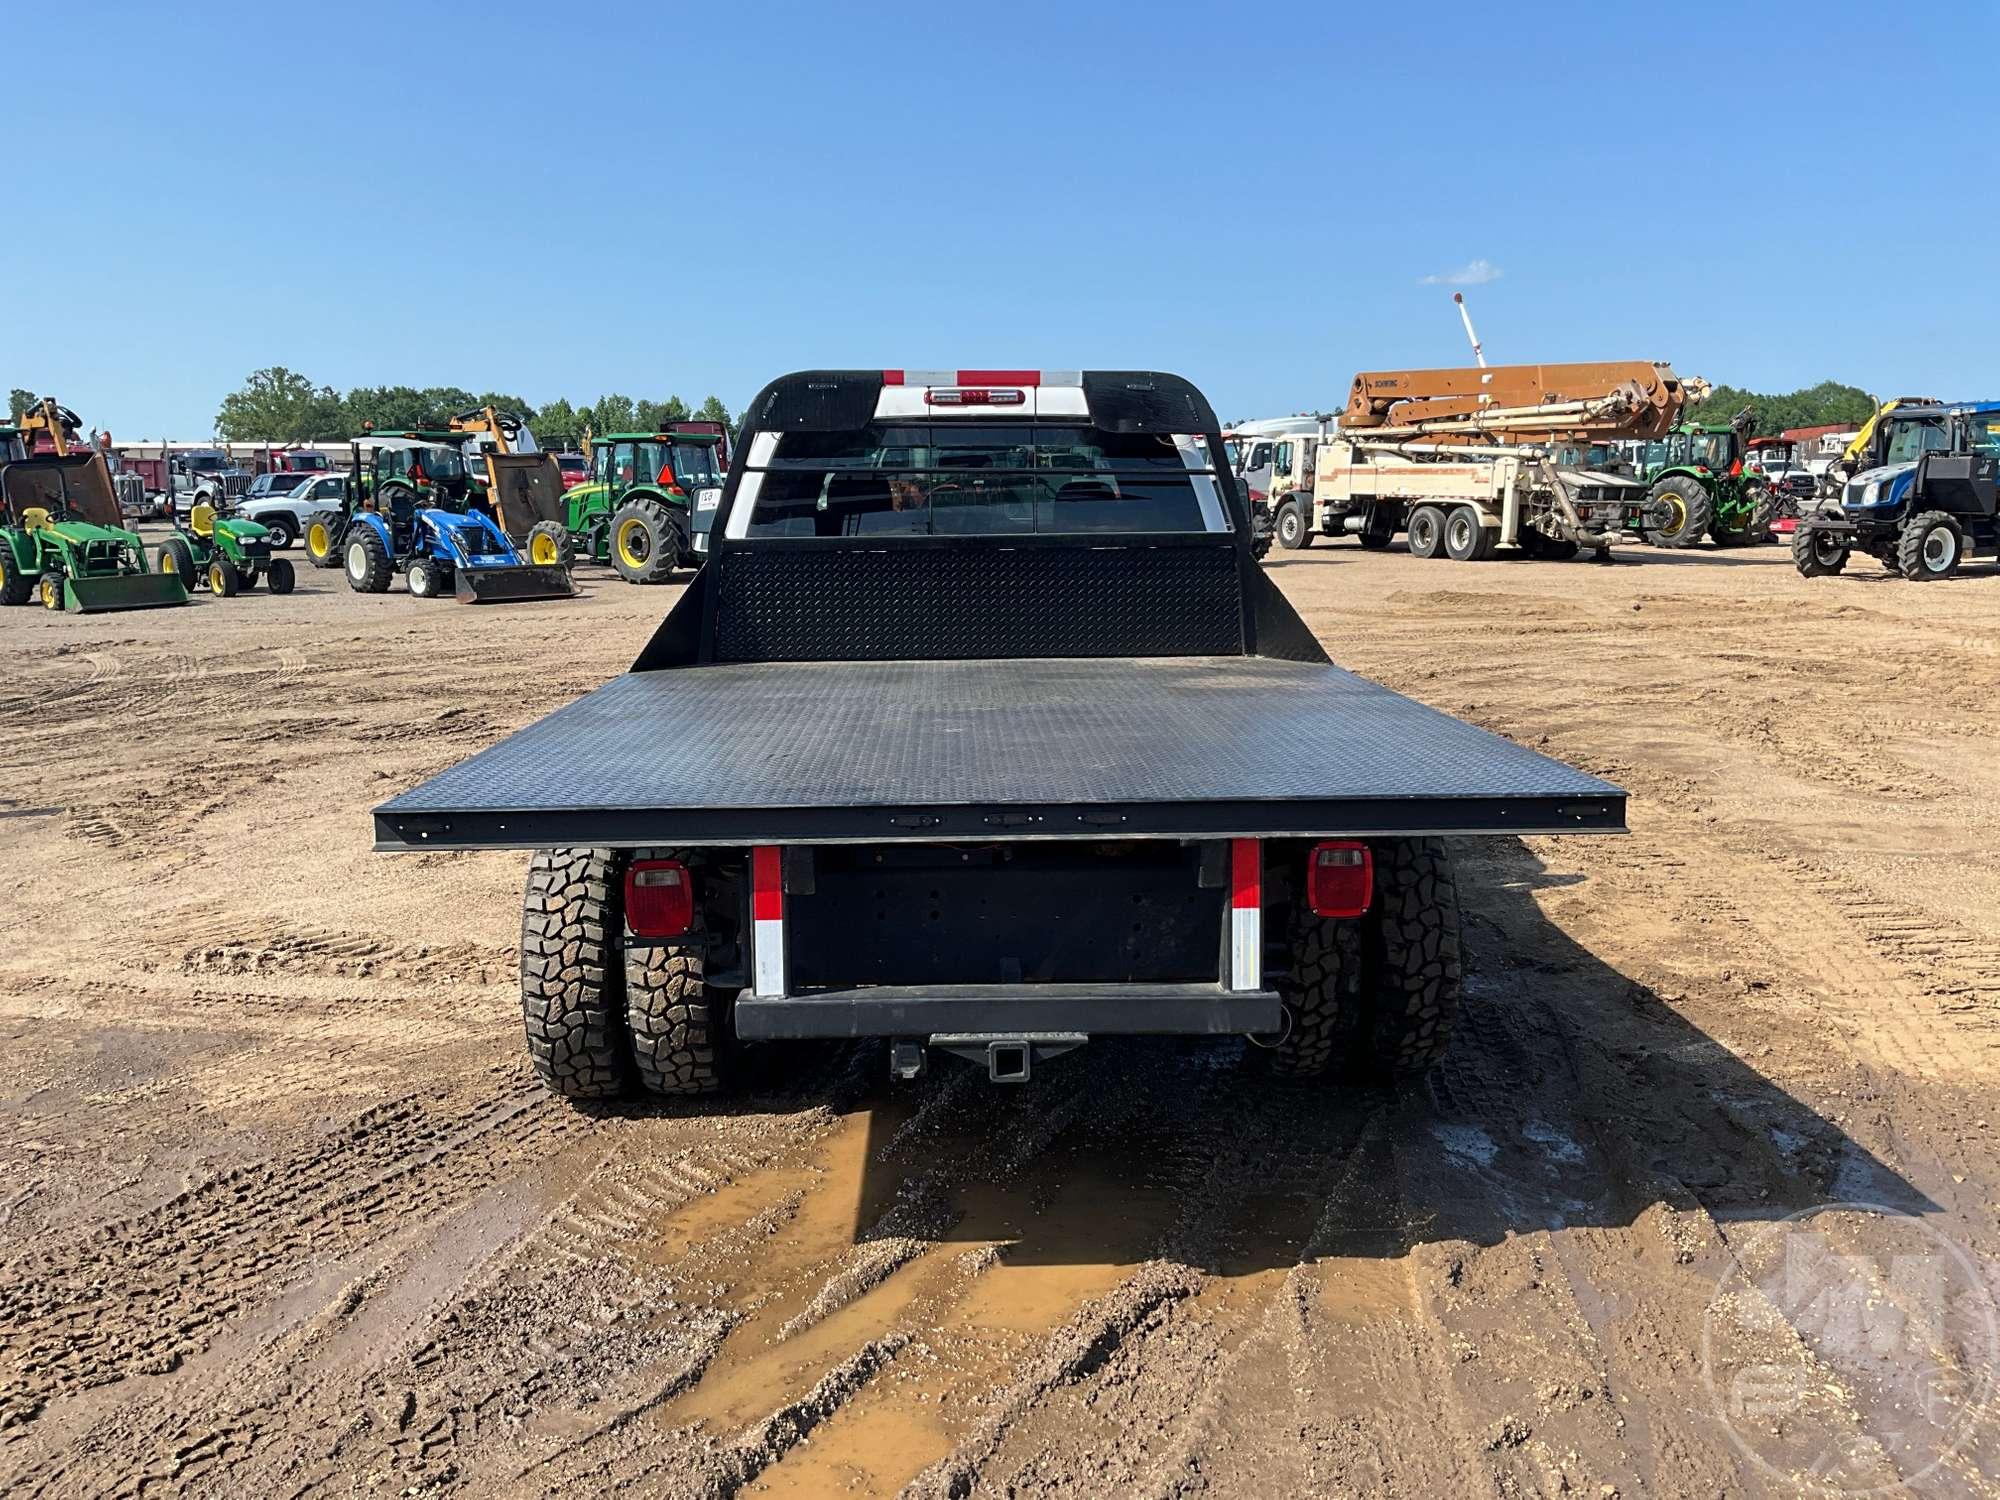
[1794,399,2000,581]
[446,407,574,569]
[563,431,725,581]
[311,432,573,602]
[157,498,295,597]
[1637,410,1775,547]
[0,451,188,612]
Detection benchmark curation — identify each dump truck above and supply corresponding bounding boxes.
[373,369,1626,1100]
[1270,361,1702,560]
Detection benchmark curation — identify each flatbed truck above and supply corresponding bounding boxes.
[375,369,1626,1096]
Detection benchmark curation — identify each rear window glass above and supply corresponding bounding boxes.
[745,423,1227,538]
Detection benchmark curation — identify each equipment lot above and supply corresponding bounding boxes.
[3,535,1997,1495]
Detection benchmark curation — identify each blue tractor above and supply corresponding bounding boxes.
[1794,400,2000,581]
[332,433,574,603]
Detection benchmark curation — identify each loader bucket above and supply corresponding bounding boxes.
[453,563,574,604]
[64,571,190,612]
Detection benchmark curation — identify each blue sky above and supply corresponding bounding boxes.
[9,1,1994,436]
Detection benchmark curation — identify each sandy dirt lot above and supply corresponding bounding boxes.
[2,532,1997,1497]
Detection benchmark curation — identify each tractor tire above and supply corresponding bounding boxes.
[1898,511,1965,581]
[1249,514,1275,562]
[609,498,683,584]
[1406,504,1446,559]
[344,526,393,593]
[237,567,260,591]
[521,848,634,1101]
[1443,505,1496,561]
[266,559,296,595]
[206,559,239,598]
[305,513,345,569]
[158,535,197,591]
[1745,485,1777,544]
[526,520,575,571]
[1346,837,1464,1082]
[0,545,30,606]
[38,572,64,610]
[1264,908,1363,1079]
[1644,475,1712,548]
[1792,526,1849,578]
[260,514,298,550]
[406,556,450,598]
[1357,526,1393,550]
[624,853,730,1097]
[1276,501,1313,551]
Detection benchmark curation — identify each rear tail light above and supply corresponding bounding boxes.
[1307,842,1373,919]
[626,859,694,937]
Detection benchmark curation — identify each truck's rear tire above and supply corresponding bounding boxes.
[624,863,730,1096]
[1443,506,1495,561]
[521,848,634,1101]
[1266,910,1362,1078]
[1407,504,1445,559]
[261,514,298,550]
[1348,838,1464,1081]
[1276,501,1312,551]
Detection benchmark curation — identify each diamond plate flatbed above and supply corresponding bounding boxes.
[373,656,1624,849]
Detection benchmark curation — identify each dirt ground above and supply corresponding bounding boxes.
[2,531,1998,1498]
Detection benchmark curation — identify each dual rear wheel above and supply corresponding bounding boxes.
[521,849,729,1101]
[1407,504,1496,561]
[1262,838,1463,1084]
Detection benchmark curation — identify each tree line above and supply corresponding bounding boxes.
[203,367,731,448]
[1687,380,1881,437]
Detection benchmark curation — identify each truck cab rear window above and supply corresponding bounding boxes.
[744,424,1229,537]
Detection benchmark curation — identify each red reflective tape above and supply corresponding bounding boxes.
[752,846,784,920]
[957,369,1039,386]
[1230,839,1260,910]
[881,370,905,385]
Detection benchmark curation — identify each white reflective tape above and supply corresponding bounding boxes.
[1230,905,1260,991]
[722,432,777,538]
[753,917,785,996]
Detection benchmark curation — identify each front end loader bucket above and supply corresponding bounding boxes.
[453,564,574,604]
[64,571,190,612]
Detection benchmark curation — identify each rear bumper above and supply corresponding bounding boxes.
[733,982,1281,1040]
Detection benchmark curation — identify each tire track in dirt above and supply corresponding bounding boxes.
[0,1078,577,1433]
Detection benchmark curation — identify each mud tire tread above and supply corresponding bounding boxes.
[520,848,633,1101]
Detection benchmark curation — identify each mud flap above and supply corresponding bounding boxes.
[453,564,574,604]
[64,572,190,612]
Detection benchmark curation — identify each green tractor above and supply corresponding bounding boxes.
[558,431,725,583]
[1638,409,1775,548]
[157,497,296,598]
[0,452,189,612]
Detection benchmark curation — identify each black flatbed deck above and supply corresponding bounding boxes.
[374,656,1624,849]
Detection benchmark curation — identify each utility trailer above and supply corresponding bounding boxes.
[375,370,1625,1097]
